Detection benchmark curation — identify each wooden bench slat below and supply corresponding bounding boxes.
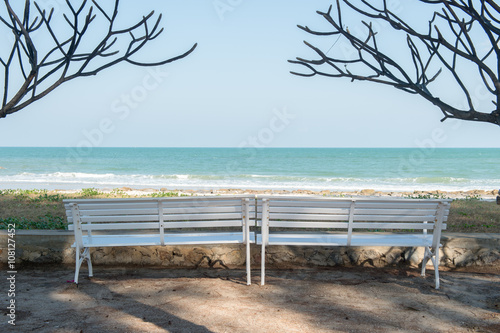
[162,232,255,245]
[80,222,160,230]
[257,233,349,246]
[351,222,436,229]
[77,208,159,216]
[268,214,443,223]
[352,215,438,222]
[81,234,162,247]
[164,206,251,214]
[77,232,256,247]
[353,208,441,215]
[160,199,248,208]
[72,222,251,231]
[78,213,248,223]
[80,215,160,223]
[164,212,242,221]
[268,221,350,228]
[66,209,257,223]
[65,202,158,210]
[164,220,245,228]
[268,207,445,216]
[65,200,158,205]
[267,221,438,229]
[270,207,350,214]
[265,196,445,203]
[349,234,434,247]
[65,201,257,211]
[272,202,443,210]
[354,202,443,209]
[267,201,352,208]
[269,213,350,221]
[263,195,446,202]
[257,233,434,247]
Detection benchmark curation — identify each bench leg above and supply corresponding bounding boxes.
[432,249,440,290]
[261,242,266,286]
[87,248,94,278]
[74,247,92,284]
[421,247,440,289]
[421,247,430,278]
[246,239,251,286]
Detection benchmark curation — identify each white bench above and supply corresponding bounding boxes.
[65,196,255,285]
[257,196,451,289]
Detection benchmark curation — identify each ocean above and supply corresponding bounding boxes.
[0,147,498,192]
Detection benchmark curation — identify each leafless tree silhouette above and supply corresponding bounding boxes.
[0,0,196,118]
[290,0,500,126]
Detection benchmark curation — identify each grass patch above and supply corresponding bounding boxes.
[403,193,500,232]
[0,189,186,230]
[0,214,66,230]
[447,198,500,233]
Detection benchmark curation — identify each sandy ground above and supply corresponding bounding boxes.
[1,264,499,333]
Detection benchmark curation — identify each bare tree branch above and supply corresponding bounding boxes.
[291,0,500,126]
[0,0,197,118]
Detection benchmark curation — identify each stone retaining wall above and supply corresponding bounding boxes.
[0,231,499,269]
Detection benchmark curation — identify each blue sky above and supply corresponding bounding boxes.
[0,0,499,148]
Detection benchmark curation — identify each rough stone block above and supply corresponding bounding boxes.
[454,250,475,267]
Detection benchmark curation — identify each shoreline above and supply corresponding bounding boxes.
[35,186,499,200]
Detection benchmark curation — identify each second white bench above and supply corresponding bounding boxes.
[257,196,450,289]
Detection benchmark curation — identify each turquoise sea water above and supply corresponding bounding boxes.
[0,147,498,192]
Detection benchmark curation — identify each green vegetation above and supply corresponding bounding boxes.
[79,187,102,197]
[403,192,499,232]
[0,189,187,230]
[403,192,451,200]
[447,198,500,233]
[150,191,187,198]
[0,214,66,230]
[0,189,498,232]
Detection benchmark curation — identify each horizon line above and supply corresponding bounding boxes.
[0,146,498,149]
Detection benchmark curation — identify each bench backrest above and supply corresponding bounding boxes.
[259,196,450,246]
[65,198,163,231]
[65,196,256,246]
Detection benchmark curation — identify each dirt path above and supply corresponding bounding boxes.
[2,264,499,332]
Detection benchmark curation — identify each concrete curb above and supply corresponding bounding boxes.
[1,230,499,268]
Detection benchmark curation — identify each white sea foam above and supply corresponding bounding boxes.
[0,171,497,192]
